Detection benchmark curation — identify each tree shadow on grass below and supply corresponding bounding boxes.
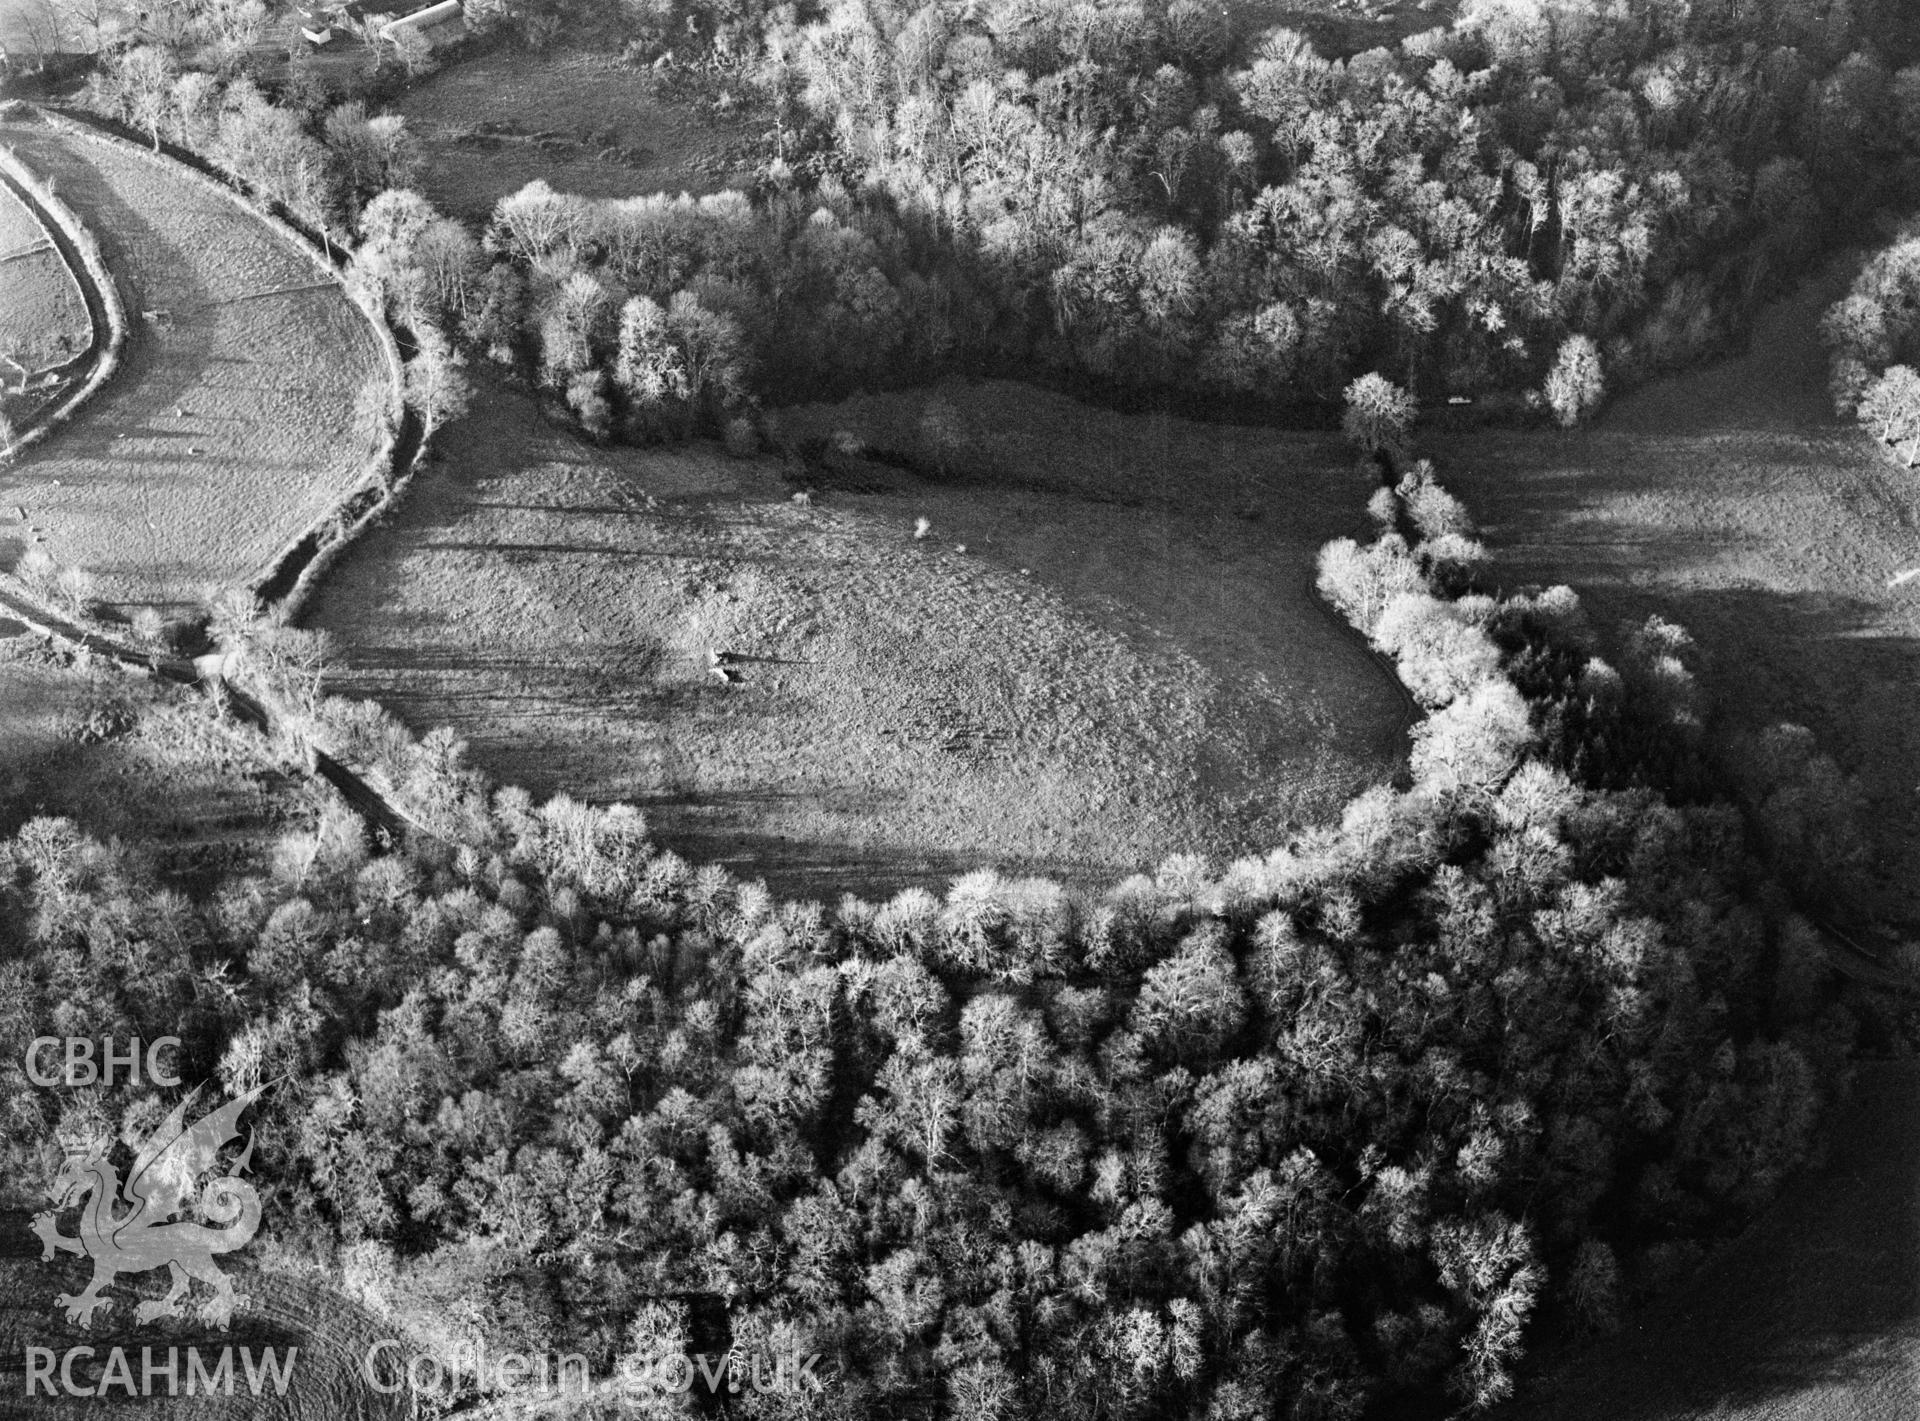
[1499,1062,1920,1421]
[1503,577,1920,894]
[644,816,1113,902]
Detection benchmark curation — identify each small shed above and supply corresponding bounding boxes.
[380,0,469,51]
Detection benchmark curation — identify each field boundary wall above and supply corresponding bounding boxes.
[0,135,126,460]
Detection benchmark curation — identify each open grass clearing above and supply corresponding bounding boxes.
[778,375,1411,762]
[305,376,1405,898]
[393,47,761,222]
[0,179,88,378]
[1227,0,1456,58]
[0,115,392,619]
[1431,265,1920,919]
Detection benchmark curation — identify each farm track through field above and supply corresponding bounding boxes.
[0,113,392,617]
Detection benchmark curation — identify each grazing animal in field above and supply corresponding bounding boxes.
[913,517,931,540]
[709,664,739,684]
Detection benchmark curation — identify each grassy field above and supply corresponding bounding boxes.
[1431,264,1920,920]
[305,377,1405,898]
[393,48,760,222]
[0,179,89,379]
[0,113,392,619]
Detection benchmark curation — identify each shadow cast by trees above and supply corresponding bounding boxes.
[1431,400,1920,873]
[1499,1062,1920,1421]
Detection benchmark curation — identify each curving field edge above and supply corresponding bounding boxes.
[28,106,411,615]
[0,140,127,461]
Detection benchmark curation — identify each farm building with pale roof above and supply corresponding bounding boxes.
[302,0,469,50]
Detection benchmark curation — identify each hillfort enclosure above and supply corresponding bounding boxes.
[4,2,1920,1419]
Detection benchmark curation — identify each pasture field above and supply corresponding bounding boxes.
[0,180,89,378]
[392,48,760,221]
[1431,265,1920,917]
[0,114,392,619]
[305,378,1406,897]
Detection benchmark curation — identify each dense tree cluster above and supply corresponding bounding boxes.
[1821,221,1920,458]
[70,0,1920,431]
[84,47,421,245]
[2,454,1873,1419]
[735,0,1908,400]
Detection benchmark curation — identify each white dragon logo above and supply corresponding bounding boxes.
[29,1083,266,1330]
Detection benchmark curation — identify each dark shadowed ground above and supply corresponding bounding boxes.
[1451,272,1920,1418]
[1436,267,1920,919]
[1498,1062,1920,1421]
